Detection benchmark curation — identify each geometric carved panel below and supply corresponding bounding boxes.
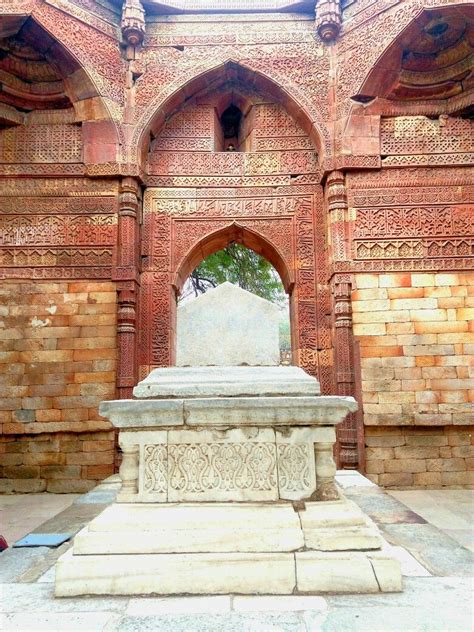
[0,125,82,163]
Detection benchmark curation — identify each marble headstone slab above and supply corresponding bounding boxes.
[176,282,280,366]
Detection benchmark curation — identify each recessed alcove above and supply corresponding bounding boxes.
[218,104,243,152]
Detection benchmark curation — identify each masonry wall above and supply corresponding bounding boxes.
[352,272,474,488]
[0,280,117,493]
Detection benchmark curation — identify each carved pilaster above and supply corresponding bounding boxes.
[119,444,139,494]
[114,177,141,398]
[121,0,146,49]
[315,0,342,42]
[313,442,339,500]
[333,274,359,469]
[327,170,349,262]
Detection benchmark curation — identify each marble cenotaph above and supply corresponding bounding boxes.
[55,283,402,596]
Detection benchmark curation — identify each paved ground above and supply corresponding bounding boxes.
[0,493,80,545]
[0,473,473,632]
[388,489,474,553]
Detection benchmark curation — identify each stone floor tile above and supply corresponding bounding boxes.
[0,494,79,544]
[326,576,473,609]
[0,583,129,614]
[382,544,431,577]
[444,529,474,553]
[126,596,231,615]
[0,547,50,583]
[335,471,377,489]
[108,613,305,632]
[345,488,426,525]
[37,566,56,583]
[1,612,120,632]
[389,491,472,529]
[381,524,474,576]
[233,595,328,612]
[319,605,471,632]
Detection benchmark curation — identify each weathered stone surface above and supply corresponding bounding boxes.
[75,503,304,554]
[300,500,382,551]
[55,549,296,596]
[99,399,184,428]
[115,425,338,503]
[176,283,280,366]
[133,366,320,399]
[295,552,382,593]
[184,396,356,427]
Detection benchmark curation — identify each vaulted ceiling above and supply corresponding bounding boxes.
[0,17,79,124]
[356,6,473,115]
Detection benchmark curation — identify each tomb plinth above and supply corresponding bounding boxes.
[55,284,402,596]
[100,365,356,504]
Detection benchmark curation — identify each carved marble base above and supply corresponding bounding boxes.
[99,366,357,504]
[118,427,329,502]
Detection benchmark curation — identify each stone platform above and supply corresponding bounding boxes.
[55,499,401,596]
[55,364,402,597]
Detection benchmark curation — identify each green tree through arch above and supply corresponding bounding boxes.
[184,243,286,305]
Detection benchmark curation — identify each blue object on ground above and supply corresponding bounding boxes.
[13,533,73,548]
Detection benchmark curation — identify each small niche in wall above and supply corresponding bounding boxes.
[219,104,243,152]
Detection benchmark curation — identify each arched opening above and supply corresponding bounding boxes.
[0,16,108,123]
[179,243,291,364]
[172,224,296,366]
[0,16,117,166]
[173,224,294,294]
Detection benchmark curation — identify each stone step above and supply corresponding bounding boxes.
[72,501,382,555]
[76,502,303,554]
[55,548,402,597]
[74,526,304,554]
[87,502,301,531]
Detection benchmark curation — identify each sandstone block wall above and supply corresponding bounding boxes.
[353,272,474,488]
[0,281,117,493]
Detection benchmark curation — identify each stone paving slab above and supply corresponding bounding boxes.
[381,523,474,577]
[0,547,52,584]
[108,613,307,632]
[0,493,80,545]
[343,487,427,525]
[0,583,129,614]
[0,612,121,632]
[343,479,474,578]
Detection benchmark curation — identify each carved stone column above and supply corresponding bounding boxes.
[313,442,339,500]
[315,0,342,42]
[119,444,139,494]
[327,170,348,262]
[114,177,141,399]
[333,275,359,469]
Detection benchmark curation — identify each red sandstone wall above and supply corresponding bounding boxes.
[0,281,116,493]
[352,272,474,488]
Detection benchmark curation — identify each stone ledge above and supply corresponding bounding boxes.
[133,366,321,399]
[99,396,357,429]
[55,547,402,596]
